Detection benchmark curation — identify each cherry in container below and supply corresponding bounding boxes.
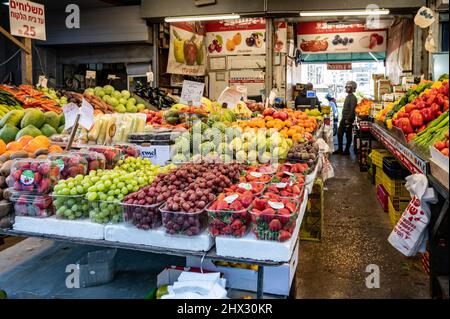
[48,153,88,180]
[8,159,60,195]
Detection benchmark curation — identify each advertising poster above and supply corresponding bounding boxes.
[167,22,206,76]
[297,22,387,54]
[274,21,287,53]
[205,18,266,56]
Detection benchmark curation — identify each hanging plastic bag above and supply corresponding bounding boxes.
[388,174,438,257]
[414,6,435,28]
[316,138,330,154]
[320,154,334,182]
[425,30,437,53]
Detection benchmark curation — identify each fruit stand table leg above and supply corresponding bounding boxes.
[256,266,264,299]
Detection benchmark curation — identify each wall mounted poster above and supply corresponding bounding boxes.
[297,22,387,54]
[167,22,206,76]
[205,18,266,56]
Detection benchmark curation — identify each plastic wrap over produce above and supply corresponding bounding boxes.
[77,113,147,145]
[388,174,438,256]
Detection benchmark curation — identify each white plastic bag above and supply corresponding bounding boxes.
[388,174,438,257]
[321,154,334,182]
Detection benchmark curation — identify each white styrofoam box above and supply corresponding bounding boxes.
[209,71,229,101]
[186,241,299,296]
[13,216,104,240]
[214,192,308,262]
[139,145,172,166]
[104,224,214,252]
[227,55,266,69]
[430,146,449,173]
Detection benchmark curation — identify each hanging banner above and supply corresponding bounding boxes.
[9,0,46,41]
[297,22,386,54]
[205,18,266,56]
[386,19,414,85]
[167,22,206,76]
[274,21,287,53]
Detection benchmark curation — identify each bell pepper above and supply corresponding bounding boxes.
[431,103,441,115]
[409,110,424,127]
[420,107,434,122]
[416,100,427,109]
[397,118,414,134]
[405,103,418,113]
[444,99,449,112]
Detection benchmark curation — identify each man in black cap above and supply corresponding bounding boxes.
[334,81,358,155]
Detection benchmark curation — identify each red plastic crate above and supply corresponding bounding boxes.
[376,184,389,212]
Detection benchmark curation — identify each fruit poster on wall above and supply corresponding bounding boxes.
[297,22,387,54]
[205,18,266,56]
[274,21,287,53]
[167,22,206,76]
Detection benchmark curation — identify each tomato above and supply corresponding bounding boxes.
[441,148,449,157]
[434,141,446,151]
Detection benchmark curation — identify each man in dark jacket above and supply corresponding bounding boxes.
[334,81,358,155]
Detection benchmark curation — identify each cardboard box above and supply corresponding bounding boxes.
[186,241,299,296]
[157,266,215,287]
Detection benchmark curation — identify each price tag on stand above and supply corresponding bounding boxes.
[107,74,119,80]
[180,80,205,106]
[86,70,96,79]
[217,87,243,109]
[146,71,154,84]
[79,99,95,130]
[62,103,80,131]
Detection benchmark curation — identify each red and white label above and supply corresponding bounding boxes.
[327,63,352,70]
[9,0,46,40]
[205,18,266,56]
[297,22,386,54]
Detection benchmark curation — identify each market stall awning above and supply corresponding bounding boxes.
[301,52,386,63]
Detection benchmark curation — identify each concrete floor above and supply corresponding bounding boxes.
[0,151,430,299]
[295,153,430,299]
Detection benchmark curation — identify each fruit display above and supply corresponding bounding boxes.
[87,146,123,169]
[245,101,265,114]
[224,182,265,197]
[53,194,89,220]
[123,201,162,230]
[412,111,449,150]
[207,191,253,237]
[70,150,106,172]
[271,170,305,185]
[112,143,140,159]
[0,109,64,143]
[250,195,299,242]
[299,37,328,52]
[82,113,146,145]
[0,85,61,113]
[134,83,176,110]
[0,89,23,122]
[84,85,145,114]
[239,171,272,184]
[11,192,54,218]
[8,159,60,194]
[355,99,373,116]
[48,153,88,180]
[231,102,253,119]
[0,135,63,160]
[38,88,68,107]
[140,109,163,125]
[286,139,319,167]
[90,200,124,224]
[160,204,208,236]
[432,130,449,157]
[392,80,449,141]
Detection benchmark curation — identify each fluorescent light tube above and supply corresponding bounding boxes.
[300,9,389,17]
[165,14,240,23]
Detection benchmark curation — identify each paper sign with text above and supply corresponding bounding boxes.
[86,70,96,79]
[62,103,79,130]
[79,99,95,130]
[180,80,205,106]
[9,0,46,40]
[217,87,243,109]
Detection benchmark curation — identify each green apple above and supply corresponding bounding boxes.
[116,104,126,113]
[109,97,119,107]
[136,103,145,111]
[126,104,137,113]
[112,90,122,100]
[121,90,131,99]
[119,98,128,105]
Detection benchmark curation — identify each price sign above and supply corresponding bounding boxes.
[9,0,46,40]
[217,87,243,109]
[180,80,205,106]
[86,70,96,79]
[37,75,48,88]
[79,99,95,130]
[146,72,154,83]
[107,74,119,80]
[62,103,79,130]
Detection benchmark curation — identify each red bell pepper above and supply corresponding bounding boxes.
[415,101,427,110]
[407,133,417,142]
[397,118,414,134]
[409,110,424,127]
[430,103,441,116]
[427,94,437,105]
[419,107,434,122]
[405,103,418,113]
[444,99,449,112]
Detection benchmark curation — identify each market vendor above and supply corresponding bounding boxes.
[334,81,358,156]
[295,83,321,111]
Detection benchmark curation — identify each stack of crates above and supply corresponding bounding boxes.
[381,157,411,227]
[371,148,390,202]
[300,179,323,242]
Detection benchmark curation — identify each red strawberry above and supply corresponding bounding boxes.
[278,230,291,242]
[230,219,243,230]
[292,185,301,195]
[278,208,291,223]
[209,201,218,210]
[284,201,297,213]
[269,219,282,231]
[261,208,275,222]
[216,200,229,211]
[234,225,246,237]
[210,227,220,236]
[240,194,253,208]
[37,178,51,194]
[34,172,42,184]
[222,225,233,235]
[230,200,244,211]
[13,169,22,181]
[253,198,267,211]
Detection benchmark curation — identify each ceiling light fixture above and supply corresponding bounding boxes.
[165,13,240,23]
[2,1,9,6]
[299,9,390,17]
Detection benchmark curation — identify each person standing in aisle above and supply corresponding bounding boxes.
[334,81,358,155]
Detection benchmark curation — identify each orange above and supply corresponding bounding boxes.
[23,139,44,153]
[6,141,23,151]
[0,140,6,155]
[49,145,64,153]
[33,136,51,148]
[233,32,242,46]
[17,135,34,147]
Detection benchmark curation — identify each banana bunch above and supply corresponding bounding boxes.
[0,104,23,119]
[232,102,252,118]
